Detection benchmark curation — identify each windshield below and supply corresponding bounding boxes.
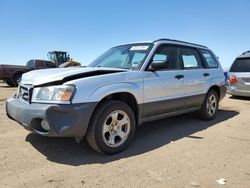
[88,43,153,70]
[230,58,250,72]
[48,53,57,61]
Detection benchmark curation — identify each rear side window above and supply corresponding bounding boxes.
[180,48,203,69]
[200,50,218,68]
[230,58,250,72]
[35,61,45,69]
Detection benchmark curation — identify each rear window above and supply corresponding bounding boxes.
[200,50,218,68]
[26,60,35,68]
[230,58,250,72]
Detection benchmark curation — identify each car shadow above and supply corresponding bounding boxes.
[25,109,239,166]
[229,95,250,101]
[0,85,16,88]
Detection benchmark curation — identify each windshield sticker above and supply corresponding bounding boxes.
[130,46,149,51]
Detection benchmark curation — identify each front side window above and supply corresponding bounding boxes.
[230,58,250,72]
[151,45,180,70]
[89,43,153,70]
[48,53,56,61]
[200,50,218,68]
[180,48,203,69]
[153,54,168,62]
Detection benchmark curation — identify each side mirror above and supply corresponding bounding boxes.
[131,62,140,70]
[148,60,168,71]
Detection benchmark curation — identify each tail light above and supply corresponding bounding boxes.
[229,75,238,84]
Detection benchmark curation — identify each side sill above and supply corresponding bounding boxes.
[139,107,200,125]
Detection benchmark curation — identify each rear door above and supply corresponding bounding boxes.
[143,44,185,117]
[179,47,208,108]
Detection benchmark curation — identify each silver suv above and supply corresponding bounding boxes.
[6,39,226,154]
[227,51,250,97]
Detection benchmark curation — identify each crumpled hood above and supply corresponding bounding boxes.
[21,67,127,86]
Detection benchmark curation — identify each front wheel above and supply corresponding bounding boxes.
[86,100,136,154]
[199,90,219,120]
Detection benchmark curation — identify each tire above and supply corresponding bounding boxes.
[199,90,219,121]
[5,79,15,87]
[13,73,22,87]
[86,100,136,155]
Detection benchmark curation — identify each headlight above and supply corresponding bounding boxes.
[33,85,75,103]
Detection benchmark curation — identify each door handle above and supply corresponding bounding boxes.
[203,73,210,77]
[175,74,184,79]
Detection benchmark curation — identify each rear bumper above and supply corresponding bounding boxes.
[6,97,97,138]
[227,87,250,97]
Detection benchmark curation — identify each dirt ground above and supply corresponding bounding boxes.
[0,82,250,188]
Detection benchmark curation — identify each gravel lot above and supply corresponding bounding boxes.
[0,82,250,188]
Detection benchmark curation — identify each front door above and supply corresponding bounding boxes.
[143,44,185,117]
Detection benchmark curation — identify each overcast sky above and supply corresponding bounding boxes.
[0,0,250,70]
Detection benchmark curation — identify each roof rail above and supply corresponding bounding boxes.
[154,38,208,48]
[242,50,250,55]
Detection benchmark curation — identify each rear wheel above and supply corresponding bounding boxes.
[5,79,14,87]
[199,90,219,120]
[86,100,136,154]
[13,73,22,87]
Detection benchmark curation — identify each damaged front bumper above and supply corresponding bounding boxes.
[6,97,97,138]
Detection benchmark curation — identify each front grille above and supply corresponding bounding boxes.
[241,77,250,83]
[18,85,33,103]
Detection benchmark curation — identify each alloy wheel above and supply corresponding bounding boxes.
[102,110,131,147]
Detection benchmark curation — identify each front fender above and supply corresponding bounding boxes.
[88,82,143,104]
